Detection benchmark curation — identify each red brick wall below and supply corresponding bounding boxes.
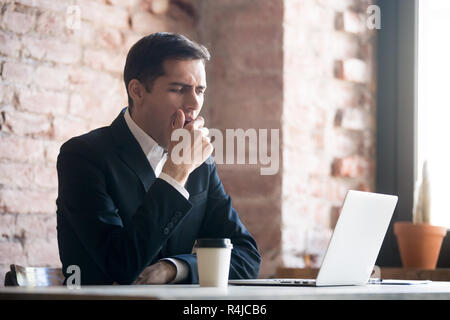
[197,0,284,278]
[282,0,377,269]
[0,0,377,283]
[199,0,377,276]
[0,0,196,284]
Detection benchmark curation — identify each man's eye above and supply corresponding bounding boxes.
[170,88,183,93]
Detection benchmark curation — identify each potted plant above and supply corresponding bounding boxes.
[394,161,447,269]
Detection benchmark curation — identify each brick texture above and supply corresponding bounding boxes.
[0,0,196,285]
[198,0,284,278]
[282,0,377,270]
[199,0,375,277]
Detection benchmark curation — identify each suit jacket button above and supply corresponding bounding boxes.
[163,227,170,235]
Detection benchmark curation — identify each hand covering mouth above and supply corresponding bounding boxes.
[184,118,194,127]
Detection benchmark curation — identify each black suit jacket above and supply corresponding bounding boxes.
[56,109,261,285]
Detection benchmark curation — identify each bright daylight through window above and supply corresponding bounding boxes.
[418,0,450,228]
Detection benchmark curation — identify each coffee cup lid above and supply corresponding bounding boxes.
[195,238,233,249]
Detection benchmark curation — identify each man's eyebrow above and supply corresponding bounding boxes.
[168,82,207,89]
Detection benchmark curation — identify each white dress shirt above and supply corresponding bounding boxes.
[124,107,189,283]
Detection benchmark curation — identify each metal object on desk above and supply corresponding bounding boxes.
[4,264,64,287]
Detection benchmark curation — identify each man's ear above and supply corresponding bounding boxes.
[128,79,145,107]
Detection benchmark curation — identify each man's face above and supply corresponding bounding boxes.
[134,59,207,149]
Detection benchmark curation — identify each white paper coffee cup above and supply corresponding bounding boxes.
[195,238,233,287]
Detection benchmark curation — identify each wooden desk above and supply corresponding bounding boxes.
[276,267,450,281]
[1,282,450,300]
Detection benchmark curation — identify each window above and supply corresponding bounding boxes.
[417,0,450,228]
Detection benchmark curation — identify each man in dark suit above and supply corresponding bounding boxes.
[56,32,261,285]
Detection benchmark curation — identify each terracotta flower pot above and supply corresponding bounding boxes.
[394,222,447,269]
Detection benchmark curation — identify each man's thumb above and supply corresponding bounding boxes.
[173,109,185,129]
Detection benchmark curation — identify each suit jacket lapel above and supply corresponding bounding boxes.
[109,108,156,191]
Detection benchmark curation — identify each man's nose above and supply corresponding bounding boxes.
[183,89,202,112]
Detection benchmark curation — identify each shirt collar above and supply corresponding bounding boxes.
[123,107,165,160]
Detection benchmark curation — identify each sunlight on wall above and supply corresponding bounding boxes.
[418,0,450,228]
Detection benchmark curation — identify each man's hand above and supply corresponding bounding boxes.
[162,110,213,186]
[132,261,177,285]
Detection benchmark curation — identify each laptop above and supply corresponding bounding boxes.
[229,190,404,287]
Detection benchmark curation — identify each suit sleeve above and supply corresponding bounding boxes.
[56,137,192,284]
[175,161,262,283]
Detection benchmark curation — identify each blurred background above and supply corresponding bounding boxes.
[0,0,448,284]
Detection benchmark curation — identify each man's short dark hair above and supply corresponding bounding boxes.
[123,32,211,109]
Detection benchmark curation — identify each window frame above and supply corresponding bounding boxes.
[376,0,450,267]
